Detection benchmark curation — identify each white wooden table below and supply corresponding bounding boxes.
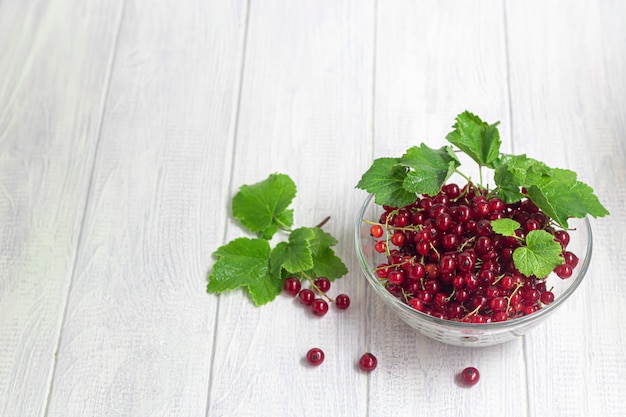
[1,1,625,416]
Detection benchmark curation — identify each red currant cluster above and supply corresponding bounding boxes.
[368,182,580,323]
[283,276,350,317]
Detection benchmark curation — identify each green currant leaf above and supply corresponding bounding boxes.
[269,227,315,274]
[445,111,502,168]
[232,173,296,239]
[491,218,521,237]
[398,144,460,196]
[526,168,610,229]
[494,154,552,203]
[356,157,416,207]
[258,209,294,240]
[207,237,281,306]
[309,247,348,280]
[513,230,564,278]
[307,227,347,280]
[308,227,338,255]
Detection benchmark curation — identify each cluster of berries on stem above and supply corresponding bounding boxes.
[368,182,579,323]
[283,274,350,317]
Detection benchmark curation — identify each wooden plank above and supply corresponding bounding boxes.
[506,1,626,415]
[0,1,124,416]
[206,1,375,416]
[369,1,526,415]
[41,1,247,415]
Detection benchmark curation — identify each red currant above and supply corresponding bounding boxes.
[460,367,480,386]
[540,291,555,305]
[370,224,384,238]
[298,289,315,306]
[554,230,570,248]
[388,270,405,285]
[391,231,406,246]
[314,277,331,293]
[358,353,377,372]
[554,264,573,279]
[335,294,351,310]
[374,240,387,253]
[306,348,325,366]
[311,298,329,316]
[283,277,301,296]
[564,251,579,268]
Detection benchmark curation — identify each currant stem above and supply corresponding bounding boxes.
[315,215,331,228]
[273,216,293,232]
[300,271,335,303]
[454,169,473,185]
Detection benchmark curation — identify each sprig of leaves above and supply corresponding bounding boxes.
[356,111,609,279]
[357,111,609,228]
[208,173,348,306]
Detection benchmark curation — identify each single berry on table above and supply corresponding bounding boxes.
[306,348,325,366]
[335,294,351,310]
[460,367,480,386]
[358,353,377,372]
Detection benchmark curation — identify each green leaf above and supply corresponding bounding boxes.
[445,111,502,168]
[513,230,564,278]
[356,157,416,207]
[269,227,315,274]
[308,227,338,255]
[207,237,281,306]
[232,173,296,239]
[494,154,552,203]
[258,209,294,240]
[270,226,348,283]
[526,168,610,229]
[309,247,348,280]
[398,144,460,196]
[491,218,521,237]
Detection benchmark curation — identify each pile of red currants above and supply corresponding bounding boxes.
[367,182,579,323]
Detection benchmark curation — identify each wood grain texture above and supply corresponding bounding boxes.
[41,1,247,416]
[0,1,123,416]
[507,1,626,416]
[369,2,525,416]
[1,0,626,416]
[206,1,375,416]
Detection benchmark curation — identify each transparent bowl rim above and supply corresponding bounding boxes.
[355,193,593,330]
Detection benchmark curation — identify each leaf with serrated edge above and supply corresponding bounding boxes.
[491,218,521,237]
[513,230,563,278]
[269,227,314,274]
[232,173,296,238]
[494,154,552,203]
[309,247,348,280]
[207,237,281,306]
[308,227,338,255]
[356,157,416,207]
[399,144,460,196]
[526,168,610,229]
[445,111,501,168]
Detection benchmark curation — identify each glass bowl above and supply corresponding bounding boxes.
[355,194,593,347]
